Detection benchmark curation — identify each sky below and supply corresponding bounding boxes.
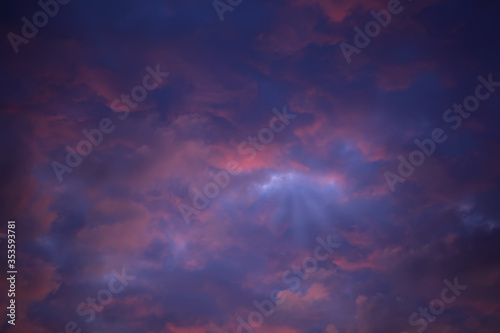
[1,0,500,332]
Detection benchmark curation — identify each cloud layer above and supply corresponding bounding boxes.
[1,0,500,332]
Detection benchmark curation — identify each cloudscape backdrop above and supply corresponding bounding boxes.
[1,0,500,332]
